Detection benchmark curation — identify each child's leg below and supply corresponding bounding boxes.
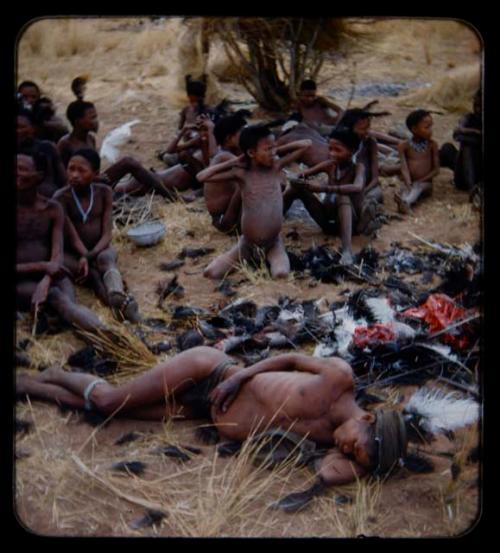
[336,195,354,265]
[266,236,290,279]
[96,247,140,323]
[203,236,253,280]
[284,185,337,234]
[401,181,432,206]
[379,162,401,177]
[47,277,105,331]
[213,189,242,233]
[102,156,175,199]
[63,252,82,280]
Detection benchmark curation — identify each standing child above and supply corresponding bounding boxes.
[197,125,312,279]
[53,149,140,323]
[395,110,440,214]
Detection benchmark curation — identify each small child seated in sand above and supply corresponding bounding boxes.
[197,124,312,280]
[53,149,140,323]
[394,109,440,214]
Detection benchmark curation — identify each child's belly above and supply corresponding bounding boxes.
[408,158,433,182]
[241,196,283,246]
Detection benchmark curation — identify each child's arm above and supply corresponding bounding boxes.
[276,139,313,170]
[86,187,113,260]
[317,96,344,120]
[197,155,245,184]
[397,142,412,187]
[364,140,380,194]
[328,163,365,195]
[198,116,218,165]
[416,141,440,182]
[178,107,187,130]
[300,160,335,179]
[165,126,199,154]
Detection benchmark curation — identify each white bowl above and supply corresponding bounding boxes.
[127,221,166,247]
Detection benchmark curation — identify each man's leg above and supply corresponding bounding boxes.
[27,346,228,416]
[204,236,253,280]
[266,236,290,279]
[96,247,140,323]
[47,277,105,332]
[336,195,355,265]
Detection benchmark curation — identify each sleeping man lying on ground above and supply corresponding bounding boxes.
[17,345,408,512]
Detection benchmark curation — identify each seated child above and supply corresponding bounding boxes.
[394,110,440,214]
[32,96,70,143]
[285,128,369,265]
[338,107,391,206]
[16,152,105,332]
[17,107,67,197]
[291,79,344,136]
[53,149,140,323]
[440,90,482,194]
[17,80,42,110]
[197,125,312,280]
[203,112,249,233]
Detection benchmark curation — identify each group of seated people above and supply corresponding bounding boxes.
[15,74,482,505]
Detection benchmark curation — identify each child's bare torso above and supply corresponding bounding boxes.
[205,151,237,215]
[239,166,284,247]
[16,200,56,266]
[404,140,436,182]
[57,184,108,251]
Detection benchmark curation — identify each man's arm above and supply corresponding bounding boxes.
[210,354,352,412]
[315,449,368,485]
[276,139,313,170]
[86,187,113,260]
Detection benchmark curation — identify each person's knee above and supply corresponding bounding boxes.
[121,155,139,169]
[203,265,220,280]
[273,268,290,279]
[96,251,116,272]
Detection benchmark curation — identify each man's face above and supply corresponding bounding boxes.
[299,89,317,107]
[354,118,370,139]
[412,115,433,140]
[19,85,40,107]
[17,154,41,192]
[332,417,375,468]
[17,115,36,146]
[329,138,352,164]
[79,107,99,132]
[67,156,96,191]
[250,135,277,167]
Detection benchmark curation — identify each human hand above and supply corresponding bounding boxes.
[76,256,89,283]
[32,276,51,310]
[45,261,69,278]
[209,375,242,413]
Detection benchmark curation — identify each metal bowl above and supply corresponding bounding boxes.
[127,221,166,247]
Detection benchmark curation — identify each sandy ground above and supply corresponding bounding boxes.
[15,17,482,538]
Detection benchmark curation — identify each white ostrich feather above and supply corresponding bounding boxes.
[313,342,337,358]
[365,296,395,323]
[405,387,480,434]
[100,119,141,164]
[333,306,367,357]
[418,343,459,363]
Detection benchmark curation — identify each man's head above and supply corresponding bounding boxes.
[214,113,248,151]
[239,124,276,167]
[18,80,41,108]
[185,75,207,106]
[328,127,361,163]
[16,152,46,192]
[333,409,408,474]
[298,79,317,107]
[406,109,433,140]
[66,100,99,132]
[67,148,100,191]
[17,108,37,147]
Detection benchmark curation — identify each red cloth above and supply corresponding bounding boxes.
[402,293,469,348]
[353,323,396,348]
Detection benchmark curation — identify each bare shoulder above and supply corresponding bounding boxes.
[57,134,71,147]
[93,182,112,197]
[44,198,65,217]
[324,357,354,381]
[212,151,236,164]
[430,139,439,150]
[52,186,72,204]
[397,140,409,153]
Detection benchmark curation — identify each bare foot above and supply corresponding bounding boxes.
[339,250,354,266]
[394,193,411,215]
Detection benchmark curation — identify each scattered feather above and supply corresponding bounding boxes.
[365,296,395,323]
[404,387,480,435]
[115,431,141,446]
[111,461,147,476]
[129,509,166,530]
